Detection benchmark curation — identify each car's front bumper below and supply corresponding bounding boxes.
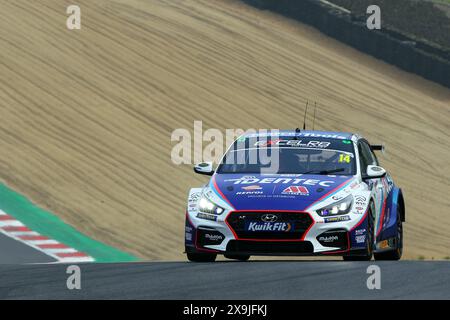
[185,209,369,256]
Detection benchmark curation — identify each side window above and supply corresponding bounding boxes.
[362,142,378,166]
[368,145,380,166]
[358,142,369,175]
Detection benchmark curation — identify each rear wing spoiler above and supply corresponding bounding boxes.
[370,144,385,152]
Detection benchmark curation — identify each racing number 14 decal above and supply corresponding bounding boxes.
[339,154,351,163]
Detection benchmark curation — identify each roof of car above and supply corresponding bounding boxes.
[242,130,355,140]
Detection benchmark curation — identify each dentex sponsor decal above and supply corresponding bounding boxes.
[225,176,335,187]
[246,222,293,232]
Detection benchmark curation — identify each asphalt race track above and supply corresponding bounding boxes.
[1,261,449,299]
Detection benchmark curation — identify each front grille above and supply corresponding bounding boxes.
[226,211,313,240]
[226,240,314,254]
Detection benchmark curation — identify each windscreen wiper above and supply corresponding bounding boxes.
[303,168,346,175]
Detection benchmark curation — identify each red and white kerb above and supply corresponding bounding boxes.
[0,210,94,263]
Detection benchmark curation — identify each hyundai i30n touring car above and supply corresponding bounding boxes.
[185,130,405,262]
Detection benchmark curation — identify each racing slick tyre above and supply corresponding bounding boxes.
[187,252,217,262]
[224,254,251,261]
[343,202,375,261]
[374,207,403,261]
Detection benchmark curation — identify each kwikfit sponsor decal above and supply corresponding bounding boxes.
[225,177,335,187]
[282,186,309,196]
[246,222,293,232]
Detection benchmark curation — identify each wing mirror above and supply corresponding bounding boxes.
[362,165,387,180]
[194,162,214,176]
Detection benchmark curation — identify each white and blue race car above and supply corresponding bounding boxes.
[185,130,405,262]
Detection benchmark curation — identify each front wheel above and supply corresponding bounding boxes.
[187,252,217,262]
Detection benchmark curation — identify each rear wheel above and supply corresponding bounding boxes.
[224,254,250,261]
[374,208,403,261]
[186,252,217,262]
[343,203,375,261]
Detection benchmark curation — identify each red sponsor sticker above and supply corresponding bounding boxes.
[282,186,309,196]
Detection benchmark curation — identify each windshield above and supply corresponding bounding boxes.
[217,137,356,175]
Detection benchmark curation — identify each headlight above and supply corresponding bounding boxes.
[316,195,353,217]
[198,197,225,215]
